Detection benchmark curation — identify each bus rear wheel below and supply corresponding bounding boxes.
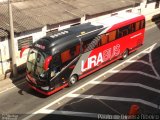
[68,75,78,87]
[122,49,129,60]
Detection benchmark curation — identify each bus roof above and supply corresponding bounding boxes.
[33,22,103,55]
[91,12,144,27]
[91,12,145,32]
[33,12,145,55]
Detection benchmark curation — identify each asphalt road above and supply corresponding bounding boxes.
[0,24,160,120]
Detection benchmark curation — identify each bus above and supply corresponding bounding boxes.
[21,12,145,95]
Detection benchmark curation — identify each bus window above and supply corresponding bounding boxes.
[130,23,136,33]
[70,44,80,57]
[118,25,130,37]
[70,46,76,57]
[75,44,80,56]
[100,34,108,45]
[82,39,93,52]
[61,50,71,63]
[52,54,61,66]
[135,21,141,31]
[85,36,101,50]
[140,20,145,29]
[61,45,80,64]
[108,30,116,42]
[50,53,61,74]
[82,41,88,52]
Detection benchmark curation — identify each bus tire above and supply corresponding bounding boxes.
[122,49,129,60]
[68,75,78,87]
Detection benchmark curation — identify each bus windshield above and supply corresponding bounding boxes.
[27,49,47,76]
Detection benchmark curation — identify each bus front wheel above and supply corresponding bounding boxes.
[68,75,78,87]
[122,49,129,60]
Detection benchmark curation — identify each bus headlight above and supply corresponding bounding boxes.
[51,71,55,77]
[40,73,45,77]
[41,86,49,91]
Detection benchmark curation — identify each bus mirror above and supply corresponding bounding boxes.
[20,46,30,58]
[43,56,52,71]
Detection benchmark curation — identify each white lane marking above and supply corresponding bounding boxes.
[96,99,121,114]
[38,109,98,118]
[90,81,160,94]
[126,60,150,65]
[23,43,157,120]
[148,43,156,53]
[149,48,160,79]
[109,70,159,80]
[39,109,54,114]
[130,33,142,39]
[0,81,26,94]
[117,41,160,80]
[68,94,159,109]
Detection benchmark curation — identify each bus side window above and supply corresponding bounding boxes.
[61,49,71,63]
[52,54,61,65]
[87,36,101,49]
[130,23,136,33]
[51,53,61,72]
[82,41,88,52]
[140,19,145,29]
[75,44,80,56]
[82,39,93,52]
[135,21,141,31]
[108,30,116,42]
[70,44,80,57]
[118,25,130,38]
[100,34,108,46]
[70,46,76,57]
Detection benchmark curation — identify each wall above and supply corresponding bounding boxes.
[0,38,10,74]
[15,28,47,66]
[140,0,160,20]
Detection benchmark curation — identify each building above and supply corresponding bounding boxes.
[0,0,160,76]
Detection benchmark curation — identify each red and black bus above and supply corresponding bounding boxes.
[22,12,145,95]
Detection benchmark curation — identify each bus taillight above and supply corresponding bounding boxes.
[43,56,52,71]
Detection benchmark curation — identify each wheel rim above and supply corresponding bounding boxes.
[123,50,128,59]
[70,76,77,84]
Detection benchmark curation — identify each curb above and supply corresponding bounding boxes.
[0,72,26,94]
[12,73,26,82]
[0,63,26,81]
[0,71,26,82]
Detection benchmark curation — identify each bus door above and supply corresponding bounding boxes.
[49,53,64,88]
[50,47,79,88]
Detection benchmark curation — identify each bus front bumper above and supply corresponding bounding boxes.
[26,77,68,96]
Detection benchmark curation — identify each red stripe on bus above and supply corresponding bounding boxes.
[28,83,68,96]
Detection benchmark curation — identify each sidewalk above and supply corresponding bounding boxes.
[0,17,160,94]
[0,64,26,93]
[0,70,26,93]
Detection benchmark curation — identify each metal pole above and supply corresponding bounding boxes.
[8,0,18,76]
[0,49,4,74]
